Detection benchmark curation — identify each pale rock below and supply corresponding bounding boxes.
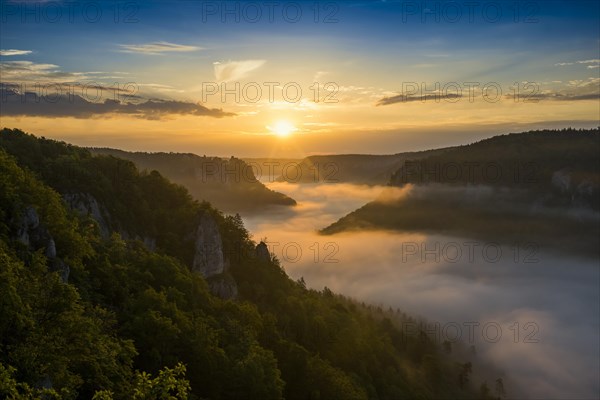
[63,193,111,239]
[192,213,225,278]
[551,169,571,193]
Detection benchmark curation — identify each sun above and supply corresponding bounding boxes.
[268,120,297,138]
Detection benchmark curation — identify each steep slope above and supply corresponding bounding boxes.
[89,148,296,213]
[0,129,500,399]
[322,129,600,257]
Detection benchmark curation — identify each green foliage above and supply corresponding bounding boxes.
[323,128,600,257]
[0,243,136,399]
[391,127,600,205]
[0,363,63,399]
[0,128,490,399]
[88,147,296,212]
[130,363,190,400]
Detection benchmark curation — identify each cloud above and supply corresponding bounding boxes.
[0,60,90,82]
[503,78,599,102]
[376,79,599,106]
[0,49,33,56]
[555,59,600,67]
[118,41,201,55]
[313,70,330,82]
[213,60,266,82]
[0,60,235,118]
[0,86,234,119]
[510,93,599,101]
[577,59,600,64]
[376,93,462,106]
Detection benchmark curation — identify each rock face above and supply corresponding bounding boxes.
[16,206,40,246]
[120,231,157,252]
[208,276,239,300]
[63,193,111,239]
[552,169,571,193]
[256,242,271,263]
[192,213,225,278]
[15,206,69,282]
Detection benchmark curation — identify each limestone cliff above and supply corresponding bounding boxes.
[192,213,225,278]
[15,206,69,282]
[63,193,111,239]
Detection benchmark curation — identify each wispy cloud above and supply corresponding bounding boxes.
[0,61,65,81]
[0,59,234,119]
[0,85,235,120]
[555,59,600,67]
[118,41,201,55]
[577,59,600,64]
[0,49,33,56]
[376,93,462,106]
[213,60,266,82]
[502,78,600,102]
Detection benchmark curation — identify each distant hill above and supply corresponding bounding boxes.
[89,148,296,213]
[275,150,450,185]
[390,128,600,199]
[322,128,600,258]
[242,158,303,182]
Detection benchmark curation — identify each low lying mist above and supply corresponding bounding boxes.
[243,182,600,399]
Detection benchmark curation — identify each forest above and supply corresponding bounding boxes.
[88,148,296,213]
[323,128,600,258]
[0,128,503,399]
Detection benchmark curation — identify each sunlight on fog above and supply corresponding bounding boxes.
[244,182,600,399]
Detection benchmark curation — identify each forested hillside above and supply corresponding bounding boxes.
[390,128,600,207]
[88,148,296,213]
[322,129,600,257]
[0,129,500,399]
[274,150,448,185]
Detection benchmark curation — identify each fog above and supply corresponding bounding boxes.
[243,182,600,399]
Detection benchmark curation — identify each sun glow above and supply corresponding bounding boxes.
[268,120,297,138]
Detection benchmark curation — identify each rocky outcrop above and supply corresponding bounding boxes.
[16,205,40,246]
[208,275,238,300]
[119,231,157,252]
[14,206,69,282]
[63,193,160,250]
[190,212,240,299]
[551,169,600,210]
[256,242,271,263]
[142,236,157,252]
[45,238,57,258]
[63,193,111,239]
[551,169,571,193]
[192,213,225,278]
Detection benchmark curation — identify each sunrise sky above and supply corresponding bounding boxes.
[1,0,599,157]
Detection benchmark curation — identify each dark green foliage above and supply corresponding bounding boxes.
[390,128,600,207]
[0,128,491,399]
[88,148,297,213]
[323,128,600,257]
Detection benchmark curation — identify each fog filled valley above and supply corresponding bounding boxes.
[244,181,600,399]
[0,127,597,399]
[2,0,599,397]
[1,128,523,399]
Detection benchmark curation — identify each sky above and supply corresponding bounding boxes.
[1,0,599,157]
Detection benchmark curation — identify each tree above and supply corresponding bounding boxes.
[495,378,506,398]
[458,362,472,389]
